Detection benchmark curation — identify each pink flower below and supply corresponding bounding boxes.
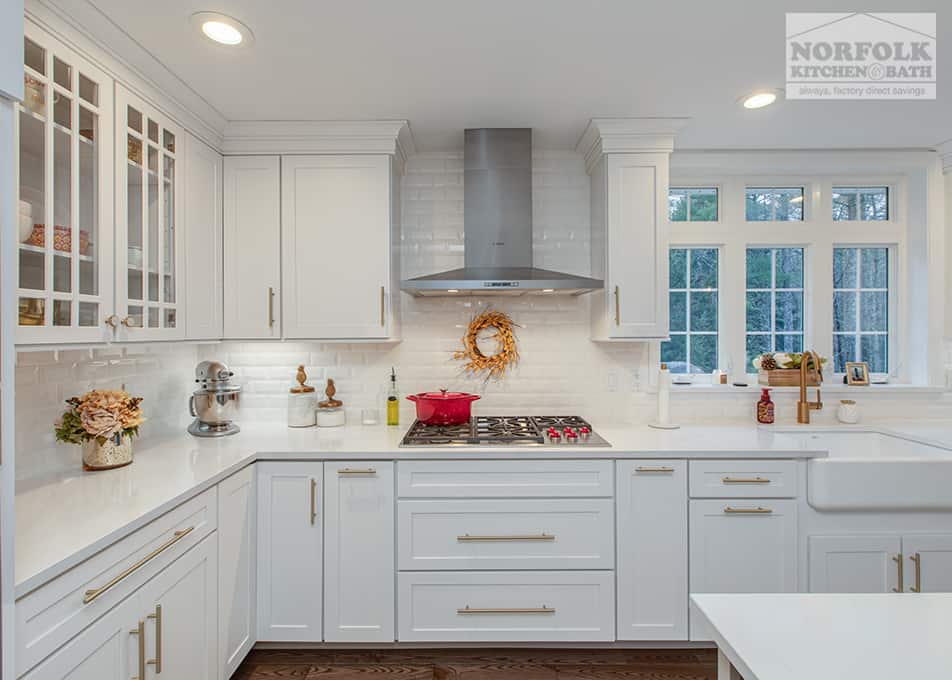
[79,407,122,438]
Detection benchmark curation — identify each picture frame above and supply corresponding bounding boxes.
[845,361,870,386]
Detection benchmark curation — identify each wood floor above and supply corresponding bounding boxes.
[234,649,717,679]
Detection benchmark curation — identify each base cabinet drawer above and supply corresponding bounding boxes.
[397,571,615,642]
[398,498,614,570]
[689,460,798,498]
[397,460,614,498]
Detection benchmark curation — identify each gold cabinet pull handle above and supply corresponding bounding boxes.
[614,285,620,325]
[130,620,146,680]
[84,527,195,604]
[380,286,386,326]
[147,604,162,673]
[723,506,773,514]
[892,553,904,592]
[458,605,555,614]
[456,605,555,614]
[105,314,119,329]
[338,467,377,475]
[909,553,921,593]
[310,478,317,525]
[457,533,555,542]
[268,287,275,328]
[121,316,140,328]
[722,476,771,484]
[636,466,675,473]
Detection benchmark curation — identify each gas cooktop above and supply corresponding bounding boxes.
[400,416,611,447]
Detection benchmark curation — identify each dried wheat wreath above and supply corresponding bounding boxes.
[454,310,520,380]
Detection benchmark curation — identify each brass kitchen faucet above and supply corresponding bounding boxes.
[797,350,824,424]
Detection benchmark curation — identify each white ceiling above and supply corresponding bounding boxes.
[80,0,950,150]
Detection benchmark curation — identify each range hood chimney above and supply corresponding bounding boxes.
[401,128,603,296]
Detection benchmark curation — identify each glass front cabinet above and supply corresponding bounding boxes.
[16,24,114,343]
[15,23,186,343]
[114,85,185,341]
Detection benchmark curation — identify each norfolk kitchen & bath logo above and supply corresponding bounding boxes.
[786,13,936,100]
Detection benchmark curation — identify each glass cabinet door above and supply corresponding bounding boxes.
[16,26,114,343]
[115,85,184,340]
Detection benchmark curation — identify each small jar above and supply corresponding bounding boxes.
[837,399,860,424]
[757,388,775,424]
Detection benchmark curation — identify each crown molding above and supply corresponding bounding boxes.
[221,120,416,163]
[30,0,226,150]
[937,139,952,174]
[576,117,690,173]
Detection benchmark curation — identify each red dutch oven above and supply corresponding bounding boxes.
[407,389,481,425]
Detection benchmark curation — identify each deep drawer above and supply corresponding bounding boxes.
[689,460,798,498]
[398,498,614,570]
[16,486,217,676]
[397,460,614,498]
[397,571,615,641]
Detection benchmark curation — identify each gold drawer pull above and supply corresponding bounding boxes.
[310,478,318,525]
[84,527,195,604]
[457,533,555,542]
[338,467,377,475]
[458,605,555,614]
[636,466,675,473]
[268,287,275,328]
[147,604,162,673]
[722,476,771,484]
[130,620,146,680]
[910,552,921,593]
[723,506,773,514]
[380,286,386,326]
[892,553,904,592]
[614,286,620,325]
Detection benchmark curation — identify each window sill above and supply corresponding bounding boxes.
[665,382,946,396]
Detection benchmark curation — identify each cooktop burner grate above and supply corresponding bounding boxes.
[400,415,609,447]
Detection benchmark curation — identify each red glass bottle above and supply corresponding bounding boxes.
[757,388,775,424]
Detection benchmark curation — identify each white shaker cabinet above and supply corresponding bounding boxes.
[256,462,323,641]
[809,535,902,593]
[616,461,688,640]
[689,499,797,640]
[809,534,952,594]
[219,464,256,676]
[281,155,394,339]
[183,132,222,339]
[21,596,138,680]
[323,462,395,642]
[137,534,218,680]
[902,534,952,593]
[114,84,185,340]
[579,119,682,340]
[223,155,281,339]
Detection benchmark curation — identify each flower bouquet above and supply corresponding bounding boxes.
[55,389,145,470]
[753,352,826,387]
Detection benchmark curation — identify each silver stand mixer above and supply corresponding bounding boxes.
[188,360,241,437]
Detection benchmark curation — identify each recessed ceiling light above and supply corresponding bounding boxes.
[542,288,555,293]
[446,289,459,293]
[190,12,254,47]
[740,90,782,109]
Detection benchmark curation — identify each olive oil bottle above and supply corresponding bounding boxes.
[387,367,400,426]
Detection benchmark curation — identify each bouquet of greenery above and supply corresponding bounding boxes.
[752,352,828,371]
[55,389,145,445]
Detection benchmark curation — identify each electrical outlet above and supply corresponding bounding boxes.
[629,368,641,392]
[607,370,619,392]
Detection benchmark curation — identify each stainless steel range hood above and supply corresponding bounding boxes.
[401,128,603,297]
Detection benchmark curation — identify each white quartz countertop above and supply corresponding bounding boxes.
[16,421,828,597]
[692,593,952,680]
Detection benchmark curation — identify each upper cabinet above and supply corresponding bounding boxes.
[578,118,686,340]
[184,133,223,340]
[114,85,185,341]
[0,0,23,99]
[223,155,281,339]
[281,154,394,339]
[16,23,114,343]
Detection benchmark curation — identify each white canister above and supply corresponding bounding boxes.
[317,406,346,427]
[288,391,317,427]
[836,399,860,424]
